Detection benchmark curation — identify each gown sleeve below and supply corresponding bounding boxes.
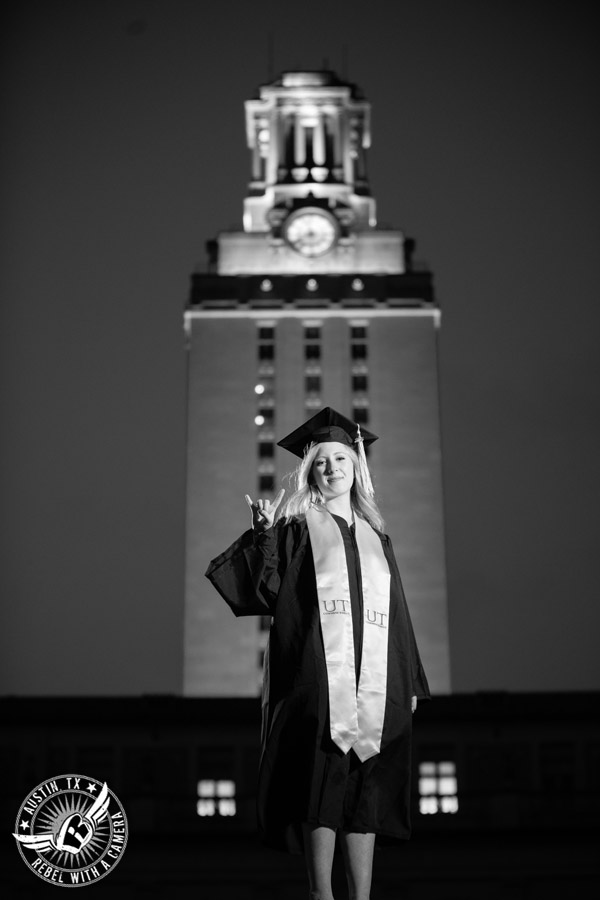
[205,522,285,617]
[406,610,431,701]
[382,533,431,701]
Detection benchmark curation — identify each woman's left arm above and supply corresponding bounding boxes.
[381,533,431,703]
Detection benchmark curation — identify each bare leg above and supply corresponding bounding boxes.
[339,831,375,900]
[302,823,337,900]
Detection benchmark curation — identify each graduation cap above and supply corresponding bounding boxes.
[277,407,378,495]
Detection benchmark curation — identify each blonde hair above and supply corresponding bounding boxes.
[278,442,385,533]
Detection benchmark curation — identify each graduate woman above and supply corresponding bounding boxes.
[206,407,430,900]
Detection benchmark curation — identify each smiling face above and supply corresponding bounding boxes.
[310,441,355,502]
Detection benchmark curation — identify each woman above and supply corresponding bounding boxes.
[206,407,430,900]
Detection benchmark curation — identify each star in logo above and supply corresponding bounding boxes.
[19,820,29,831]
[86,783,97,794]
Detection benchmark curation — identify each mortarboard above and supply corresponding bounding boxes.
[277,407,378,458]
[277,407,378,495]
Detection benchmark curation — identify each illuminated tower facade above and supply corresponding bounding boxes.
[183,71,450,696]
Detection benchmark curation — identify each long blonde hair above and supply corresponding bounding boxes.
[278,442,385,532]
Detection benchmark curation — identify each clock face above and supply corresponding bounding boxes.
[283,209,339,257]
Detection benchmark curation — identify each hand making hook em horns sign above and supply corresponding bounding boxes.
[245,488,285,533]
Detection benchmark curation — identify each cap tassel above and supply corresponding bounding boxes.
[355,425,375,497]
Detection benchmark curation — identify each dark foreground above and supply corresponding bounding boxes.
[2,693,599,898]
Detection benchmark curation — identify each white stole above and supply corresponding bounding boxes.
[306,506,391,762]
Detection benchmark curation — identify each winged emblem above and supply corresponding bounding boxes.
[13,782,110,855]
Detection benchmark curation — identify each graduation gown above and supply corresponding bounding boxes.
[205,514,430,853]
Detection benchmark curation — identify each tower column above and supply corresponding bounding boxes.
[267,109,280,185]
[331,113,342,178]
[340,114,352,186]
[313,113,325,166]
[251,123,262,182]
[294,113,306,165]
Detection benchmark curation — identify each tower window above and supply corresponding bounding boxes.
[351,326,367,339]
[257,407,274,424]
[305,344,321,360]
[258,442,274,458]
[259,326,275,340]
[418,761,458,815]
[259,474,275,493]
[351,343,367,360]
[353,407,369,425]
[304,326,321,340]
[197,780,236,818]
[352,374,368,392]
[540,742,575,793]
[259,344,275,360]
[305,375,321,393]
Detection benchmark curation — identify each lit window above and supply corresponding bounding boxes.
[418,761,458,815]
[255,384,265,395]
[351,278,364,292]
[197,780,236,817]
[197,798,216,816]
[306,278,319,292]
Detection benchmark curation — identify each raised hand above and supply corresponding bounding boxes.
[245,488,285,533]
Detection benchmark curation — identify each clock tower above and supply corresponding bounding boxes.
[218,70,405,275]
[183,71,451,697]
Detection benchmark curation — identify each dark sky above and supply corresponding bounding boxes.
[1,0,599,696]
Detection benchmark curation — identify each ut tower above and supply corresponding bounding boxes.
[183,71,450,697]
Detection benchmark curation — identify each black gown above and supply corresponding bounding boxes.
[205,513,430,853]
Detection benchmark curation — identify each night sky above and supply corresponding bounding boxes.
[1,0,598,696]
